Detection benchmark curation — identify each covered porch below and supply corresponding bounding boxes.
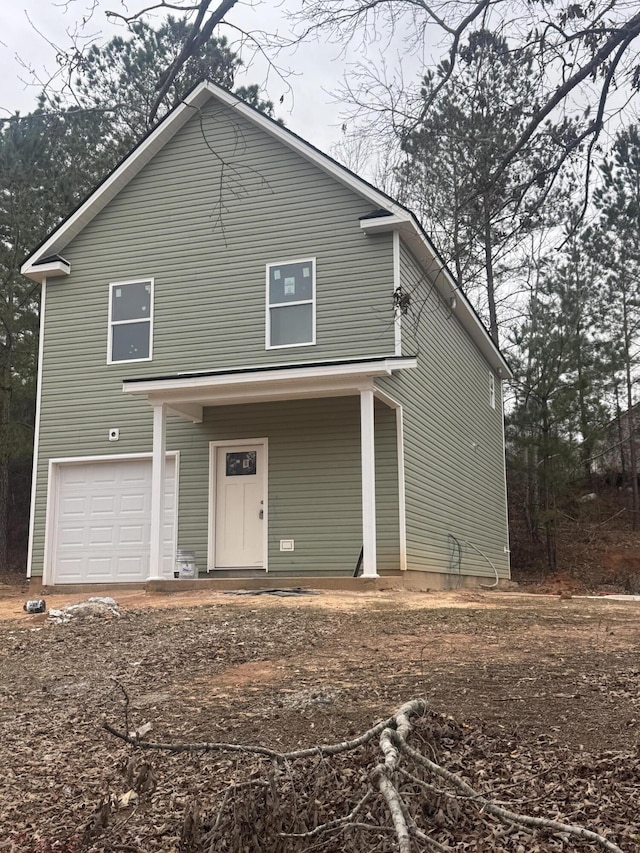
[123,358,416,581]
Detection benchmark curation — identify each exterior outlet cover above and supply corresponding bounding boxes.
[280,539,294,552]
[108,428,120,442]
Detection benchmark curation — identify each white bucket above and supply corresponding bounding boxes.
[175,549,197,579]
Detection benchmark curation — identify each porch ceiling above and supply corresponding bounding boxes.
[122,357,417,422]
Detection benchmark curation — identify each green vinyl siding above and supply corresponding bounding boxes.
[174,396,398,575]
[31,392,399,578]
[30,94,400,579]
[376,239,510,579]
[57,98,395,377]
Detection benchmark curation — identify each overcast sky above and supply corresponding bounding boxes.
[0,0,414,155]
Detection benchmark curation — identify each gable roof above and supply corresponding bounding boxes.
[21,80,511,378]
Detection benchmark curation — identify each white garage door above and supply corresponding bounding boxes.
[51,456,177,584]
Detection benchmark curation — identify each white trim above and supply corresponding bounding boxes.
[153,377,376,408]
[124,358,417,397]
[207,438,269,572]
[42,458,55,586]
[22,82,408,276]
[489,371,496,409]
[265,258,316,350]
[360,389,378,577]
[107,278,154,365]
[26,280,47,579]
[47,451,177,465]
[393,230,402,357]
[22,259,70,282]
[360,214,408,234]
[499,383,511,577]
[148,403,167,580]
[373,387,401,410]
[396,407,407,572]
[166,402,204,423]
[42,451,179,586]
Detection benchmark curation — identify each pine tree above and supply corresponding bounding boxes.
[593,126,640,530]
[397,30,563,344]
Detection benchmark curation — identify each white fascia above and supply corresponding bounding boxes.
[22,80,407,275]
[123,359,417,420]
[22,259,71,283]
[26,279,47,578]
[123,358,417,398]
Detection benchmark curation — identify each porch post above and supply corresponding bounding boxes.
[360,388,378,577]
[148,402,167,580]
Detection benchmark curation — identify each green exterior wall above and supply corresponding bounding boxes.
[30,96,400,579]
[175,396,398,575]
[376,239,510,580]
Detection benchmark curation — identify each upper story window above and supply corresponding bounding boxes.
[489,371,496,409]
[266,259,315,349]
[108,279,153,364]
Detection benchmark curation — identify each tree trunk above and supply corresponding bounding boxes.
[621,287,639,530]
[614,382,626,478]
[541,404,556,573]
[483,195,499,345]
[0,361,11,571]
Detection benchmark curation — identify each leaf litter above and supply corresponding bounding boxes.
[0,594,639,851]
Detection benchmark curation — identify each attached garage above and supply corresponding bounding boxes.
[46,455,178,584]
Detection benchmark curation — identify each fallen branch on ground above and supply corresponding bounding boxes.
[104,698,627,852]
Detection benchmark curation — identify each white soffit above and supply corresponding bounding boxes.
[123,358,418,415]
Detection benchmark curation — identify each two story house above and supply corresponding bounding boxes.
[22,81,511,589]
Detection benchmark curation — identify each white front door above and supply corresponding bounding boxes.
[213,442,266,569]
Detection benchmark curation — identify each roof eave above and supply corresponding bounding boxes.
[21,257,71,283]
[360,218,512,379]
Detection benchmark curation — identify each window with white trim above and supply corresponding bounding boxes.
[489,371,496,409]
[266,259,315,348]
[108,279,153,363]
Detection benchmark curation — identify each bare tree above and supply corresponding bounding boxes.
[287,0,640,188]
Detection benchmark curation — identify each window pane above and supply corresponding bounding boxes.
[269,261,313,304]
[270,304,313,346]
[111,321,150,361]
[112,281,152,321]
[226,452,257,476]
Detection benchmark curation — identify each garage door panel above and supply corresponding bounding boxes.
[85,557,114,581]
[56,559,85,582]
[58,526,86,547]
[115,556,146,579]
[52,457,177,584]
[120,470,149,486]
[119,524,145,545]
[90,495,116,515]
[63,469,92,486]
[120,493,147,514]
[88,526,115,546]
[60,496,88,517]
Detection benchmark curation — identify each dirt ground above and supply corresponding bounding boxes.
[1,582,639,851]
